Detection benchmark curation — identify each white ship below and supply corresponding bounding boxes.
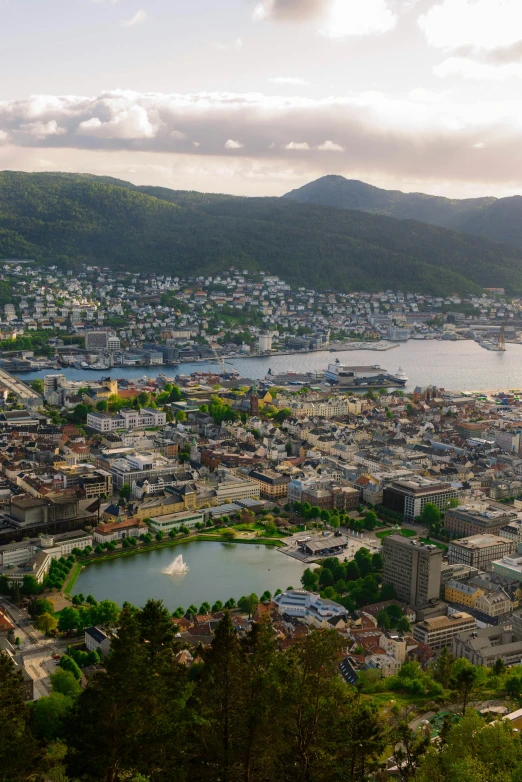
[396,367,408,381]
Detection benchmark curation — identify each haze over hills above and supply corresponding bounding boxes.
[283,175,522,251]
[2,170,522,295]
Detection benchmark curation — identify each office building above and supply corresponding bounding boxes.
[382,477,457,522]
[448,534,516,569]
[382,535,443,608]
[413,612,476,650]
[444,503,518,537]
[85,330,109,350]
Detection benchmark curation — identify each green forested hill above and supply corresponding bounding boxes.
[1,170,522,294]
[284,175,522,250]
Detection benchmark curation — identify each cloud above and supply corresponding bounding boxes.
[2,88,522,185]
[284,141,311,150]
[254,0,398,37]
[434,56,522,80]
[213,38,243,51]
[121,9,147,27]
[19,120,66,137]
[419,0,522,52]
[473,142,486,149]
[253,0,328,22]
[317,140,344,151]
[269,77,310,85]
[224,139,245,149]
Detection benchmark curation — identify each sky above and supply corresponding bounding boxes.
[2,0,522,197]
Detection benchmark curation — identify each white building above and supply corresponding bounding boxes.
[273,589,347,627]
[87,407,167,433]
[258,332,273,352]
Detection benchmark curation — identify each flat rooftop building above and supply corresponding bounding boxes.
[382,476,457,522]
[413,612,476,650]
[448,534,516,569]
[382,535,443,608]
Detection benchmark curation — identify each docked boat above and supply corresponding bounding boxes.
[396,367,408,381]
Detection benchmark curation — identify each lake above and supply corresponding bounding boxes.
[71,540,308,611]
[17,340,522,392]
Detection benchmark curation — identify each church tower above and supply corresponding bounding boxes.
[249,381,259,416]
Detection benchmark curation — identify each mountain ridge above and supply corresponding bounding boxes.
[283,174,522,249]
[1,170,522,295]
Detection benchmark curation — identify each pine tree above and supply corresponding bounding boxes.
[0,652,40,780]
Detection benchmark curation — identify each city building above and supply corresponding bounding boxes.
[382,477,457,522]
[453,622,522,667]
[93,518,148,543]
[444,579,484,608]
[85,330,109,350]
[413,612,476,649]
[87,408,167,433]
[382,536,443,608]
[246,469,290,500]
[444,503,518,537]
[273,589,348,628]
[448,534,516,569]
[147,509,204,533]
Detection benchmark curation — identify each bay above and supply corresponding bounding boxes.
[16,340,522,392]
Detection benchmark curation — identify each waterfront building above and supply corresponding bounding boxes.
[147,509,204,533]
[93,518,148,543]
[273,589,348,628]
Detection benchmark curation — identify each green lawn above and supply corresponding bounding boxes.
[375,529,417,540]
[63,562,82,595]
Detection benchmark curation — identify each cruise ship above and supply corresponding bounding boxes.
[323,361,407,389]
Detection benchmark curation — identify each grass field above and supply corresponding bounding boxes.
[375,529,417,541]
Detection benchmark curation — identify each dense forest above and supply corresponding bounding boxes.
[284,175,522,251]
[2,171,522,293]
[3,600,522,782]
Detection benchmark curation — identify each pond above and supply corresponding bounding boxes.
[72,540,308,611]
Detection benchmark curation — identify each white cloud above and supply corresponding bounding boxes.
[284,141,311,150]
[419,0,522,51]
[121,9,147,27]
[254,0,398,37]
[213,38,243,51]
[19,120,66,137]
[317,139,344,151]
[320,0,396,38]
[434,56,522,80]
[269,77,309,85]
[2,88,522,185]
[473,142,486,149]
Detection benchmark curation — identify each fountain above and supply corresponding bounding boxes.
[162,554,190,576]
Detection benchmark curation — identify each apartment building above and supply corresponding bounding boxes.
[413,612,476,649]
[453,624,522,667]
[448,534,516,569]
[273,589,348,628]
[108,452,179,490]
[246,469,290,500]
[93,518,148,543]
[382,477,457,522]
[382,536,443,608]
[444,579,484,608]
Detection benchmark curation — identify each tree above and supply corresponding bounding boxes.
[371,552,383,571]
[93,599,120,627]
[212,600,223,613]
[421,502,442,528]
[345,560,360,581]
[50,668,82,699]
[0,652,40,777]
[396,616,411,634]
[22,574,41,595]
[58,606,80,635]
[30,597,54,617]
[222,529,236,541]
[376,609,391,629]
[119,483,131,500]
[35,612,58,635]
[363,510,378,530]
[175,410,187,423]
[493,657,506,676]
[30,691,74,740]
[260,590,272,603]
[199,602,211,615]
[450,660,480,715]
[301,567,318,590]
[59,655,82,681]
[96,399,108,411]
[238,593,259,618]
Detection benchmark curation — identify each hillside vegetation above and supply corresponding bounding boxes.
[2,170,522,293]
[284,174,522,250]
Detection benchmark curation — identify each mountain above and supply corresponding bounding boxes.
[2,170,522,294]
[283,175,522,250]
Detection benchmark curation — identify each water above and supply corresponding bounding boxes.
[16,340,522,391]
[72,540,307,611]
